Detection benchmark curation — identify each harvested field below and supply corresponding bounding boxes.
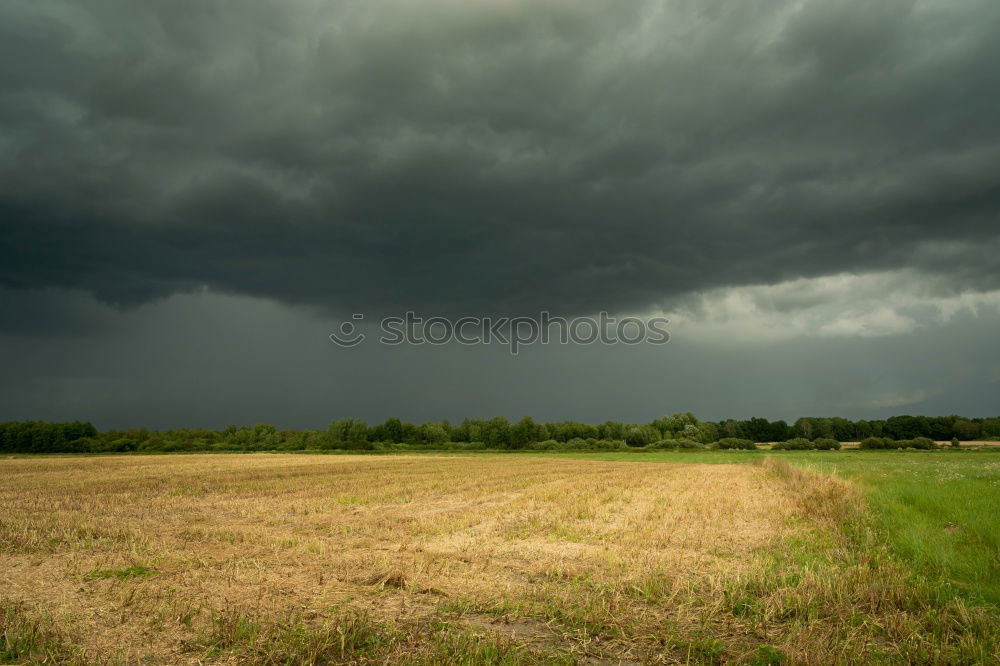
[1,455,995,664]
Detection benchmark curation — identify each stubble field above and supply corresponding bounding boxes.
[1,454,996,664]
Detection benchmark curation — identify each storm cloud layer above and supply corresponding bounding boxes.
[3,0,999,319]
[2,1,999,428]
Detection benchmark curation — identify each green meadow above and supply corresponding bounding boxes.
[551,449,1000,607]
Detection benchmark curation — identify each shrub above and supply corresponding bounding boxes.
[901,437,936,450]
[859,436,894,450]
[951,437,961,448]
[649,438,704,450]
[530,438,626,451]
[772,438,813,450]
[715,438,758,450]
[102,438,137,452]
[156,439,198,453]
[455,441,488,451]
[771,438,840,450]
[581,439,628,450]
[339,439,377,451]
[625,425,661,447]
[859,436,934,450]
[70,437,99,453]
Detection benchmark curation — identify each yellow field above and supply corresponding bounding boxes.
[0,455,993,664]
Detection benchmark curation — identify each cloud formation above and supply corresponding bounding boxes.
[2,0,999,321]
[3,284,999,428]
[665,270,1000,343]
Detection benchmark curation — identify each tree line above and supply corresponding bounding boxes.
[1,414,998,454]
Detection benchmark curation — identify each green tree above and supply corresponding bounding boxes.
[482,417,511,448]
[625,425,660,447]
[598,421,627,440]
[511,417,544,448]
[382,418,404,443]
[327,418,368,444]
[417,422,448,445]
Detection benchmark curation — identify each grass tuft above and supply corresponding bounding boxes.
[85,564,155,581]
[0,603,88,665]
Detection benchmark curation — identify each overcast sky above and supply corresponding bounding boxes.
[2,0,998,429]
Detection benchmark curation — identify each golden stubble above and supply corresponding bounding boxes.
[0,454,798,662]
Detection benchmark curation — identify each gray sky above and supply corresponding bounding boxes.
[1,0,998,429]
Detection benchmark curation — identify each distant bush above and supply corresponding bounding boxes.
[772,438,813,450]
[771,437,841,450]
[951,437,961,448]
[625,425,661,447]
[859,436,935,450]
[649,438,704,450]
[714,438,757,450]
[860,437,895,450]
[156,439,199,453]
[336,439,379,451]
[525,438,627,451]
[409,441,486,451]
[105,438,138,453]
[527,439,565,450]
[901,437,937,450]
[70,437,99,453]
[576,438,628,450]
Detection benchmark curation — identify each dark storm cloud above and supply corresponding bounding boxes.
[2,289,998,429]
[2,0,999,321]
